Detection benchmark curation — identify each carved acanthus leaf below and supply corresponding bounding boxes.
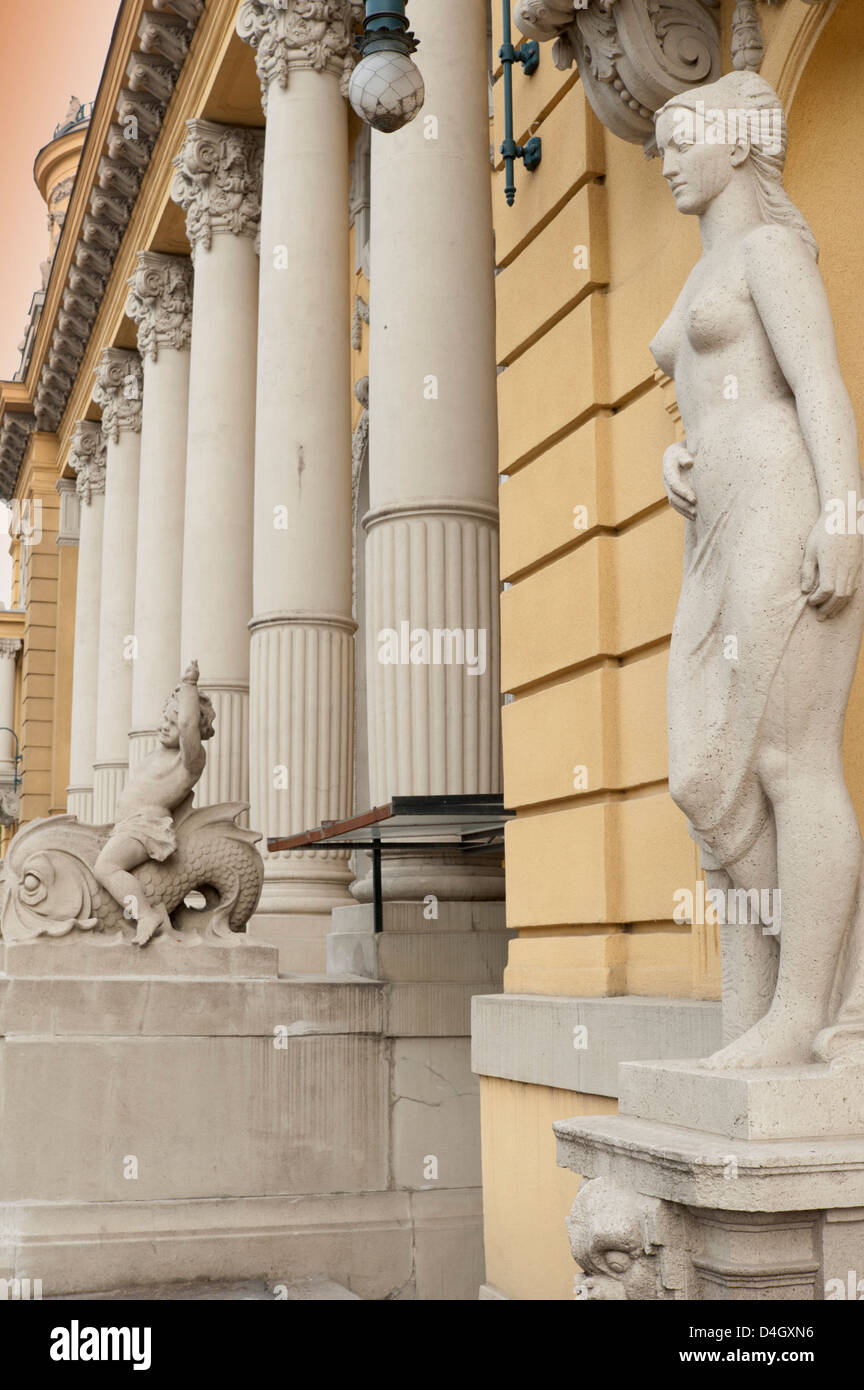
[125,252,193,361]
[236,0,362,110]
[68,419,108,503]
[93,348,143,444]
[172,121,264,253]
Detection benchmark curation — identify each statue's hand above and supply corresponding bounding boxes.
[801,525,863,621]
[182,659,199,684]
[662,442,696,521]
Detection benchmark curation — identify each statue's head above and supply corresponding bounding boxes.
[654,71,817,259]
[158,686,216,747]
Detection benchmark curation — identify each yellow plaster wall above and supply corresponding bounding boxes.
[494,45,710,1002]
[482,0,864,1303]
[480,1075,616,1301]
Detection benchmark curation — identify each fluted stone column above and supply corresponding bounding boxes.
[125,252,193,766]
[362,0,502,899]
[238,1,357,966]
[0,639,22,810]
[171,120,263,809]
[92,348,143,824]
[66,420,107,822]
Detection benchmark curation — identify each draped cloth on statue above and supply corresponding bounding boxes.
[667,448,816,871]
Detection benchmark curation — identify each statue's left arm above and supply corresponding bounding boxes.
[177,660,203,771]
[744,224,863,619]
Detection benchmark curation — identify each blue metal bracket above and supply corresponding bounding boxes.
[499,6,542,206]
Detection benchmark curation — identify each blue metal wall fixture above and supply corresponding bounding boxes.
[499,1,542,207]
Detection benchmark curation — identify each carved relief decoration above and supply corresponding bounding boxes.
[125,252,193,361]
[172,120,265,253]
[92,348,143,444]
[236,0,364,110]
[514,0,723,150]
[68,419,108,503]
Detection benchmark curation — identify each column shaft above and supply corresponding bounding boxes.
[364,0,502,898]
[92,349,143,824]
[66,421,106,822]
[238,2,358,967]
[126,252,193,765]
[172,120,263,809]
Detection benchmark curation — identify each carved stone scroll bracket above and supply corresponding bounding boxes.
[513,0,723,152]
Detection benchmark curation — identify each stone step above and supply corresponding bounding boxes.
[47,1276,362,1301]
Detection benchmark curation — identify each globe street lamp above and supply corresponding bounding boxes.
[348,2,425,134]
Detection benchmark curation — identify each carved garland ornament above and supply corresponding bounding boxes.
[172,121,265,254]
[236,0,364,110]
[125,251,193,362]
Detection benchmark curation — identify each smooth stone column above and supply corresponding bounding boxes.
[92,348,143,824]
[66,420,107,823]
[238,1,357,967]
[363,0,502,900]
[125,252,193,767]
[171,120,263,809]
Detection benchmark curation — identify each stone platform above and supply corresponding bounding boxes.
[0,901,508,1300]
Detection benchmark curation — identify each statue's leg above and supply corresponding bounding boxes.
[712,815,780,1045]
[93,838,167,945]
[700,597,864,1069]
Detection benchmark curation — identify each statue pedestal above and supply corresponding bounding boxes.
[555,1058,864,1300]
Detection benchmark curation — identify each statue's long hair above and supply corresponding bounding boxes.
[656,71,819,261]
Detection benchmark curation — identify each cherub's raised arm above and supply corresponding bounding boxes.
[177,659,202,770]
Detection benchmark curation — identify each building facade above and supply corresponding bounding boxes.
[0,0,861,1299]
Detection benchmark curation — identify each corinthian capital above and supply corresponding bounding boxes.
[68,418,108,502]
[93,349,144,445]
[172,120,265,253]
[0,639,22,660]
[125,251,193,361]
[236,0,362,109]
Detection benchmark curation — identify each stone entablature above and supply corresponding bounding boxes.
[172,121,265,253]
[25,2,206,448]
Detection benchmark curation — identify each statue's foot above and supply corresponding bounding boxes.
[134,905,169,947]
[698,1011,815,1069]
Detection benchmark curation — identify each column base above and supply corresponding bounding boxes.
[351,853,505,903]
[92,761,128,825]
[247,870,355,973]
[66,786,94,825]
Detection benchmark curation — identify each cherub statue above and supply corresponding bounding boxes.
[0,664,262,948]
[93,660,215,945]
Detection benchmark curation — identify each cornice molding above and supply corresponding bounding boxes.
[15,0,206,453]
[0,413,36,503]
[172,119,265,253]
[68,418,108,503]
[125,251,194,360]
[236,0,363,111]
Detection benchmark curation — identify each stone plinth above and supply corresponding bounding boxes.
[0,924,498,1299]
[619,1057,864,1142]
[554,1079,864,1300]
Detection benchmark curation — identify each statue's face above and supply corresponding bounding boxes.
[158,703,180,748]
[656,108,736,217]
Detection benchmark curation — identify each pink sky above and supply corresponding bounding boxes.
[0,0,121,378]
[0,0,119,606]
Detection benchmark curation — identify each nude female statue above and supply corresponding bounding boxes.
[650,71,864,1068]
